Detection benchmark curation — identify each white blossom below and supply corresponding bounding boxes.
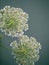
[10,35,41,65]
[0,6,41,65]
[0,6,29,37]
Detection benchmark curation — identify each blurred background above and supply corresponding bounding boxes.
[0,0,49,65]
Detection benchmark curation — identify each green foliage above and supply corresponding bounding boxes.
[0,34,3,43]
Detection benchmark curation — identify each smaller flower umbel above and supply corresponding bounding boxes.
[0,6,29,37]
[10,35,41,65]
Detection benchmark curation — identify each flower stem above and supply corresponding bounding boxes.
[0,44,12,51]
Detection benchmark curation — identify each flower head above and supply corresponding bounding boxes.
[10,35,41,65]
[0,6,29,37]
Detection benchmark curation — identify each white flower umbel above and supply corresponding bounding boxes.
[10,35,41,65]
[0,6,29,37]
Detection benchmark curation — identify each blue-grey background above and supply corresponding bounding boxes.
[0,0,49,65]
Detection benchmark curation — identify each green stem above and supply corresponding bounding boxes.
[0,44,12,51]
[0,44,27,54]
[0,44,25,52]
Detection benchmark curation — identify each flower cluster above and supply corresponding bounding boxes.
[0,6,41,65]
[0,6,29,37]
[10,35,41,65]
